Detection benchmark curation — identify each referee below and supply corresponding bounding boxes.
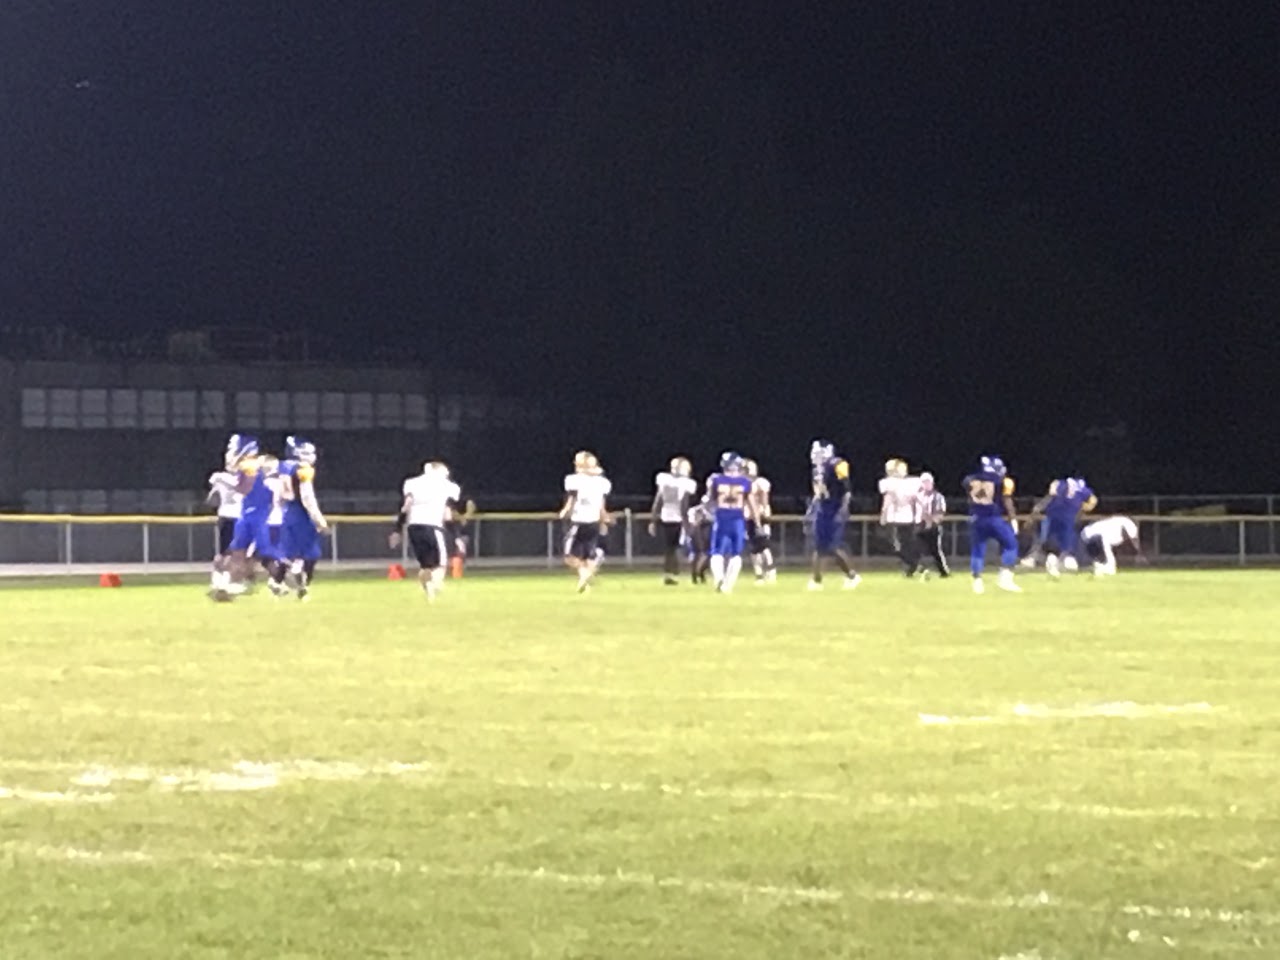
[913,473,950,578]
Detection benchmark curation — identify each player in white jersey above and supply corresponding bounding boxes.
[207,435,250,594]
[649,457,697,585]
[879,458,922,576]
[559,450,612,592]
[744,459,777,583]
[391,461,462,602]
[1079,515,1143,576]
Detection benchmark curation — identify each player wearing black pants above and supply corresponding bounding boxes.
[885,523,919,576]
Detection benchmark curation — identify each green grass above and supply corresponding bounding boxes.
[1,569,1277,959]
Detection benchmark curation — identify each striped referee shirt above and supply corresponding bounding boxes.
[915,490,946,527]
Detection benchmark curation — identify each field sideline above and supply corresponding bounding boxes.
[1,570,1277,959]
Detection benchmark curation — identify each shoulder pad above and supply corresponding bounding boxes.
[1003,477,1016,496]
[298,465,315,483]
[834,460,850,480]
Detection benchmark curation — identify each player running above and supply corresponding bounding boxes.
[391,461,462,602]
[963,455,1021,594]
[745,459,777,584]
[559,450,611,592]
[705,452,756,593]
[649,457,697,585]
[1036,476,1097,578]
[276,436,329,601]
[1080,515,1144,576]
[806,440,861,591]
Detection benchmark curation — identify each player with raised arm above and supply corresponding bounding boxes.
[705,452,755,593]
[276,436,328,601]
[880,457,922,577]
[745,459,777,584]
[391,461,462,602]
[1036,476,1097,578]
[1080,515,1144,576]
[650,457,696,585]
[807,440,861,591]
[559,450,611,593]
[963,455,1021,594]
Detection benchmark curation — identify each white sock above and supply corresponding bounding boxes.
[752,555,763,578]
[726,556,743,591]
[709,554,726,585]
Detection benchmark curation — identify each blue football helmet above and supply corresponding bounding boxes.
[286,435,318,465]
[719,450,741,471]
[810,439,834,466]
[225,433,259,469]
[980,455,1007,477]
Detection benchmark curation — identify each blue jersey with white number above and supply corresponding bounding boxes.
[964,469,1015,519]
[707,474,752,523]
[240,465,273,518]
[1045,478,1093,519]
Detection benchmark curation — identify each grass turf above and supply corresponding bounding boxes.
[1,569,1277,959]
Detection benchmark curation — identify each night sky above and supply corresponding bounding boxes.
[3,2,1277,492]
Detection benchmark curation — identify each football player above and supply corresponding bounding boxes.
[705,452,756,593]
[963,455,1021,594]
[649,456,697,584]
[207,435,248,593]
[391,460,462,602]
[745,459,777,583]
[879,457,922,577]
[212,437,279,601]
[559,450,611,592]
[806,440,861,590]
[276,436,329,601]
[685,497,713,585]
[1036,476,1097,578]
[1080,515,1144,576]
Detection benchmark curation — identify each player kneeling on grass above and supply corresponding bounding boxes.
[560,450,612,593]
[391,461,462,602]
[1080,515,1144,576]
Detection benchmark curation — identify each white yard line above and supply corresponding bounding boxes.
[0,758,1253,820]
[0,785,114,805]
[4,840,1277,930]
[920,701,1219,726]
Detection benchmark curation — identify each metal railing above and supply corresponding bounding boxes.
[0,512,1277,576]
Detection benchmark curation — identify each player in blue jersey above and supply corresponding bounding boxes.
[1035,476,1097,578]
[806,440,861,591]
[963,455,1022,594]
[705,452,756,593]
[210,435,280,601]
[276,436,329,601]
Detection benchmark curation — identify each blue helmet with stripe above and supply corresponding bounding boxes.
[225,433,259,469]
[810,439,834,466]
[286,435,317,465]
[719,450,740,471]
[980,455,1007,477]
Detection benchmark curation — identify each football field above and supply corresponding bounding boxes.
[1,569,1277,959]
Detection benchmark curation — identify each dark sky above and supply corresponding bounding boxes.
[3,2,1278,491]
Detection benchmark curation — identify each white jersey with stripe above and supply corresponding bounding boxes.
[654,471,697,523]
[404,472,462,527]
[565,472,611,525]
[879,475,922,524]
[208,471,243,519]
